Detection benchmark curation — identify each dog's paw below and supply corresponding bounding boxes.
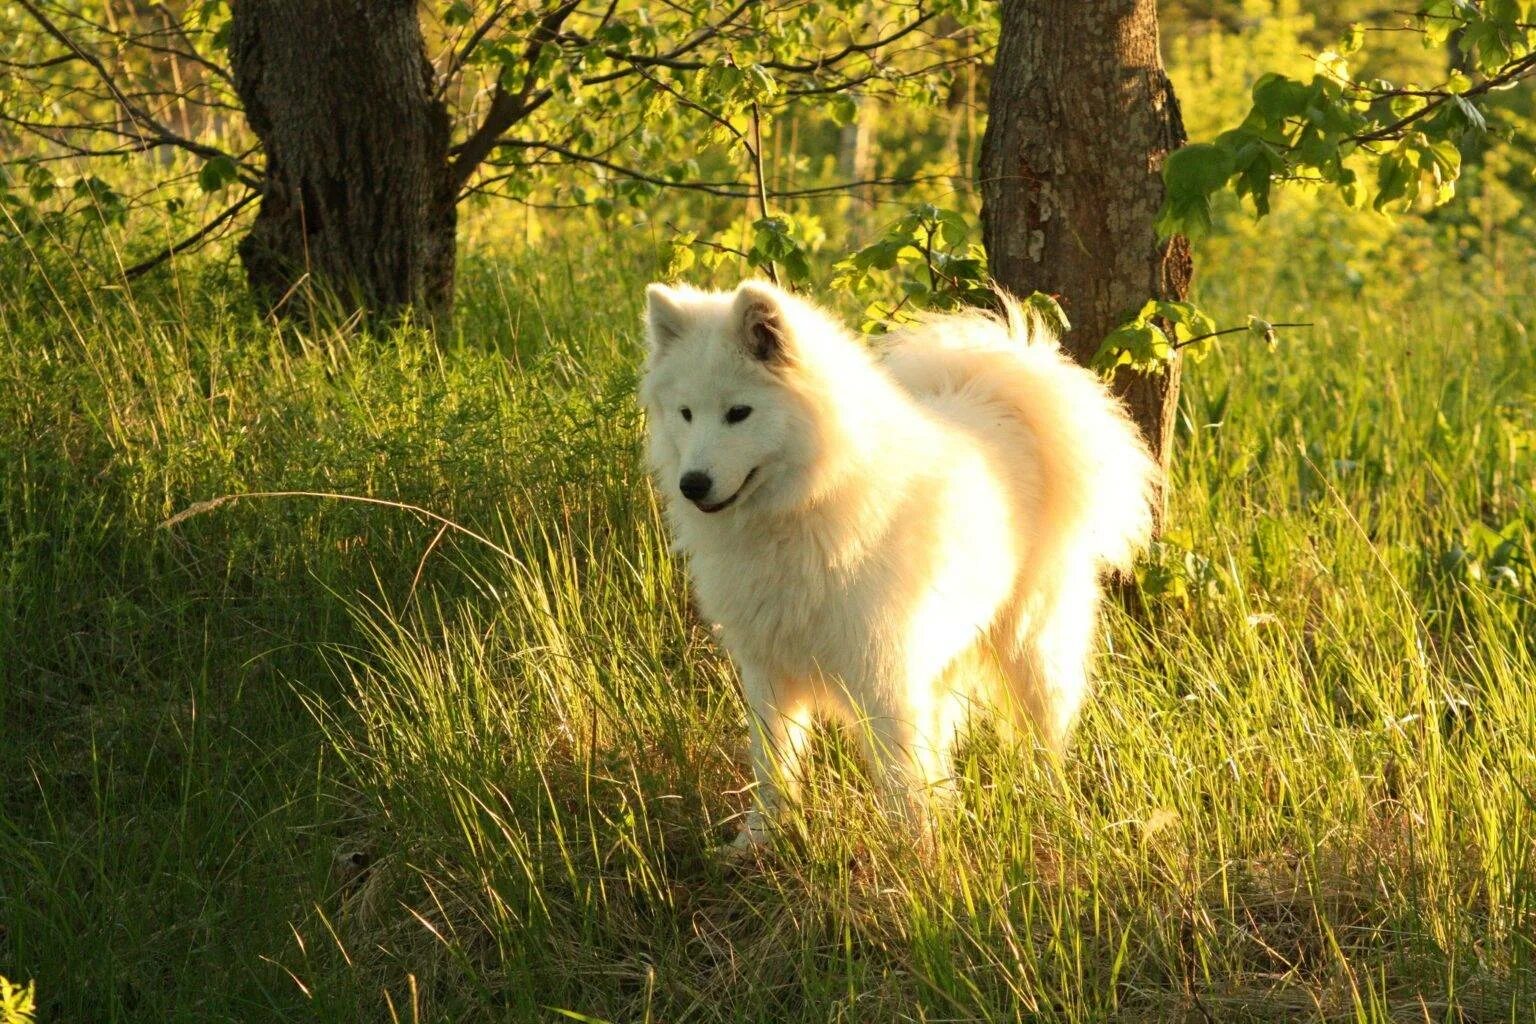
[725,835,764,859]
[725,823,769,856]
[724,807,774,859]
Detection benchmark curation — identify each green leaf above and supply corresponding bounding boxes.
[1021,292,1071,334]
[936,209,969,247]
[828,94,858,125]
[1093,321,1172,373]
[23,163,55,202]
[665,238,696,277]
[1156,193,1213,239]
[69,176,127,225]
[1164,143,1236,199]
[1450,94,1487,134]
[1153,299,1217,340]
[1419,0,1461,46]
[1158,143,1237,238]
[1373,150,1415,211]
[1313,49,1351,84]
[745,64,778,100]
[782,249,811,283]
[855,238,906,271]
[198,155,237,193]
[1341,22,1366,55]
[595,22,632,46]
[1252,74,1315,123]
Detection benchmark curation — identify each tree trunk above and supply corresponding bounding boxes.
[229,0,455,320]
[979,0,1192,492]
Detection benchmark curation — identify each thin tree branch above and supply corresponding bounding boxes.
[481,139,938,199]
[577,0,758,87]
[748,101,778,284]
[1352,52,1536,144]
[0,113,178,157]
[113,34,234,86]
[13,0,239,165]
[120,190,257,279]
[572,5,936,80]
[436,0,519,99]
[0,52,79,70]
[666,221,750,260]
[763,7,937,74]
[1168,321,1312,351]
[157,8,235,85]
[784,52,987,96]
[447,0,581,191]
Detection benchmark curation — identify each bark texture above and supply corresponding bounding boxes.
[229,0,455,318]
[979,0,1193,483]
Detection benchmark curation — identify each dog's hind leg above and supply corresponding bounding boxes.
[997,585,1098,752]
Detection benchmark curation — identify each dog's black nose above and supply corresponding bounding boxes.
[679,471,712,501]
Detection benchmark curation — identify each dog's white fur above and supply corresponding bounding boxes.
[640,280,1156,844]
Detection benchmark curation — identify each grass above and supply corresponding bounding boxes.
[3,226,1536,1023]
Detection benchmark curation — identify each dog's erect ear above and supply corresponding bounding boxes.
[733,281,790,365]
[645,283,688,351]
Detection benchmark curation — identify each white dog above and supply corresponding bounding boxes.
[640,280,1156,846]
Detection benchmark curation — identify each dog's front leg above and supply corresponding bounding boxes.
[853,666,960,830]
[733,666,811,849]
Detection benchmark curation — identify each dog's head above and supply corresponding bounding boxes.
[639,280,817,518]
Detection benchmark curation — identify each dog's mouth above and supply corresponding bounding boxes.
[694,467,759,513]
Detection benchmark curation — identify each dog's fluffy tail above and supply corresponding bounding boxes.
[879,293,1158,576]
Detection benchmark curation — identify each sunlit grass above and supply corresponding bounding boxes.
[3,222,1535,1021]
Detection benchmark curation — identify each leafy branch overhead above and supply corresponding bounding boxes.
[1,0,992,276]
[1160,1,1536,237]
[803,199,1298,376]
[432,0,989,205]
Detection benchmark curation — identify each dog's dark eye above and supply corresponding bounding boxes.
[680,407,692,422]
[725,405,753,424]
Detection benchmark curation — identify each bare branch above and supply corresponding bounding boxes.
[0,52,79,71]
[1168,321,1312,351]
[575,3,938,86]
[120,190,258,280]
[763,7,937,74]
[481,139,939,200]
[113,34,234,87]
[157,8,235,85]
[0,111,180,157]
[665,220,750,259]
[785,52,988,96]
